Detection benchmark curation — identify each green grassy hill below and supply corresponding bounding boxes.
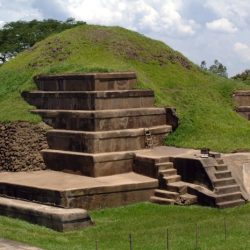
[0,24,249,152]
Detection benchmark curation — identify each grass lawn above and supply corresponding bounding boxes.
[0,202,250,250]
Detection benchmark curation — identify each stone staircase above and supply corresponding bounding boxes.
[149,156,245,208]
[22,72,173,177]
[150,160,198,205]
[212,158,244,208]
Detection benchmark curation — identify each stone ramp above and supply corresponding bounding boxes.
[0,171,158,209]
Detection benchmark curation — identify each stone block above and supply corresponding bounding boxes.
[32,108,168,131]
[46,125,172,153]
[233,91,250,106]
[42,150,135,176]
[22,90,154,110]
[0,197,93,231]
[34,72,137,91]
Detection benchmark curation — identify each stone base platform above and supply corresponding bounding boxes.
[0,197,93,232]
[0,171,158,210]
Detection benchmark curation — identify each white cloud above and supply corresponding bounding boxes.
[1,0,250,75]
[204,0,250,26]
[66,0,198,37]
[0,21,5,29]
[206,18,237,33]
[234,42,250,61]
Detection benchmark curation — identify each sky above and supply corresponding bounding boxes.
[0,0,250,76]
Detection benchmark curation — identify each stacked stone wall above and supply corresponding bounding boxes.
[0,122,49,171]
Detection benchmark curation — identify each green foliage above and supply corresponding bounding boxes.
[0,202,250,249]
[0,24,250,151]
[200,59,228,78]
[232,69,250,84]
[0,19,86,63]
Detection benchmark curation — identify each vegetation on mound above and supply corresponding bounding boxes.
[232,69,250,85]
[0,202,250,249]
[0,24,249,152]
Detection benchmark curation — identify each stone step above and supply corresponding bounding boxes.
[42,149,135,177]
[46,125,172,153]
[216,158,224,164]
[0,197,93,231]
[235,106,250,119]
[215,185,241,195]
[163,175,181,184]
[159,168,177,177]
[22,90,154,110]
[217,199,245,209]
[155,162,174,170]
[34,72,137,91]
[32,107,168,131]
[215,164,228,171]
[233,91,250,106]
[179,194,198,205]
[150,196,175,205]
[167,182,187,194]
[133,157,171,179]
[215,170,232,179]
[154,189,179,199]
[215,192,242,203]
[213,178,236,187]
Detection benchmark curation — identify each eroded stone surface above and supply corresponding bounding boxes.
[0,122,50,172]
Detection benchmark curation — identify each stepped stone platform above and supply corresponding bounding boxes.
[23,72,174,178]
[34,72,137,91]
[0,197,92,232]
[46,125,171,153]
[0,171,158,209]
[32,108,170,131]
[233,91,250,119]
[2,72,247,231]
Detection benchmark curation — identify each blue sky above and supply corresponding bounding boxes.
[0,0,249,76]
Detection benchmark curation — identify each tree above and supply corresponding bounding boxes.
[0,18,86,64]
[200,59,228,78]
[200,60,207,70]
[232,69,250,84]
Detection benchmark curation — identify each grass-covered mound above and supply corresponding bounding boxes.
[0,24,249,152]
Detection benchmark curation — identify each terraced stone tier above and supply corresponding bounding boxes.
[42,150,136,176]
[0,171,157,209]
[0,197,93,231]
[235,106,250,119]
[34,72,136,91]
[32,108,169,131]
[233,91,250,106]
[22,90,154,110]
[47,125,172,153]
